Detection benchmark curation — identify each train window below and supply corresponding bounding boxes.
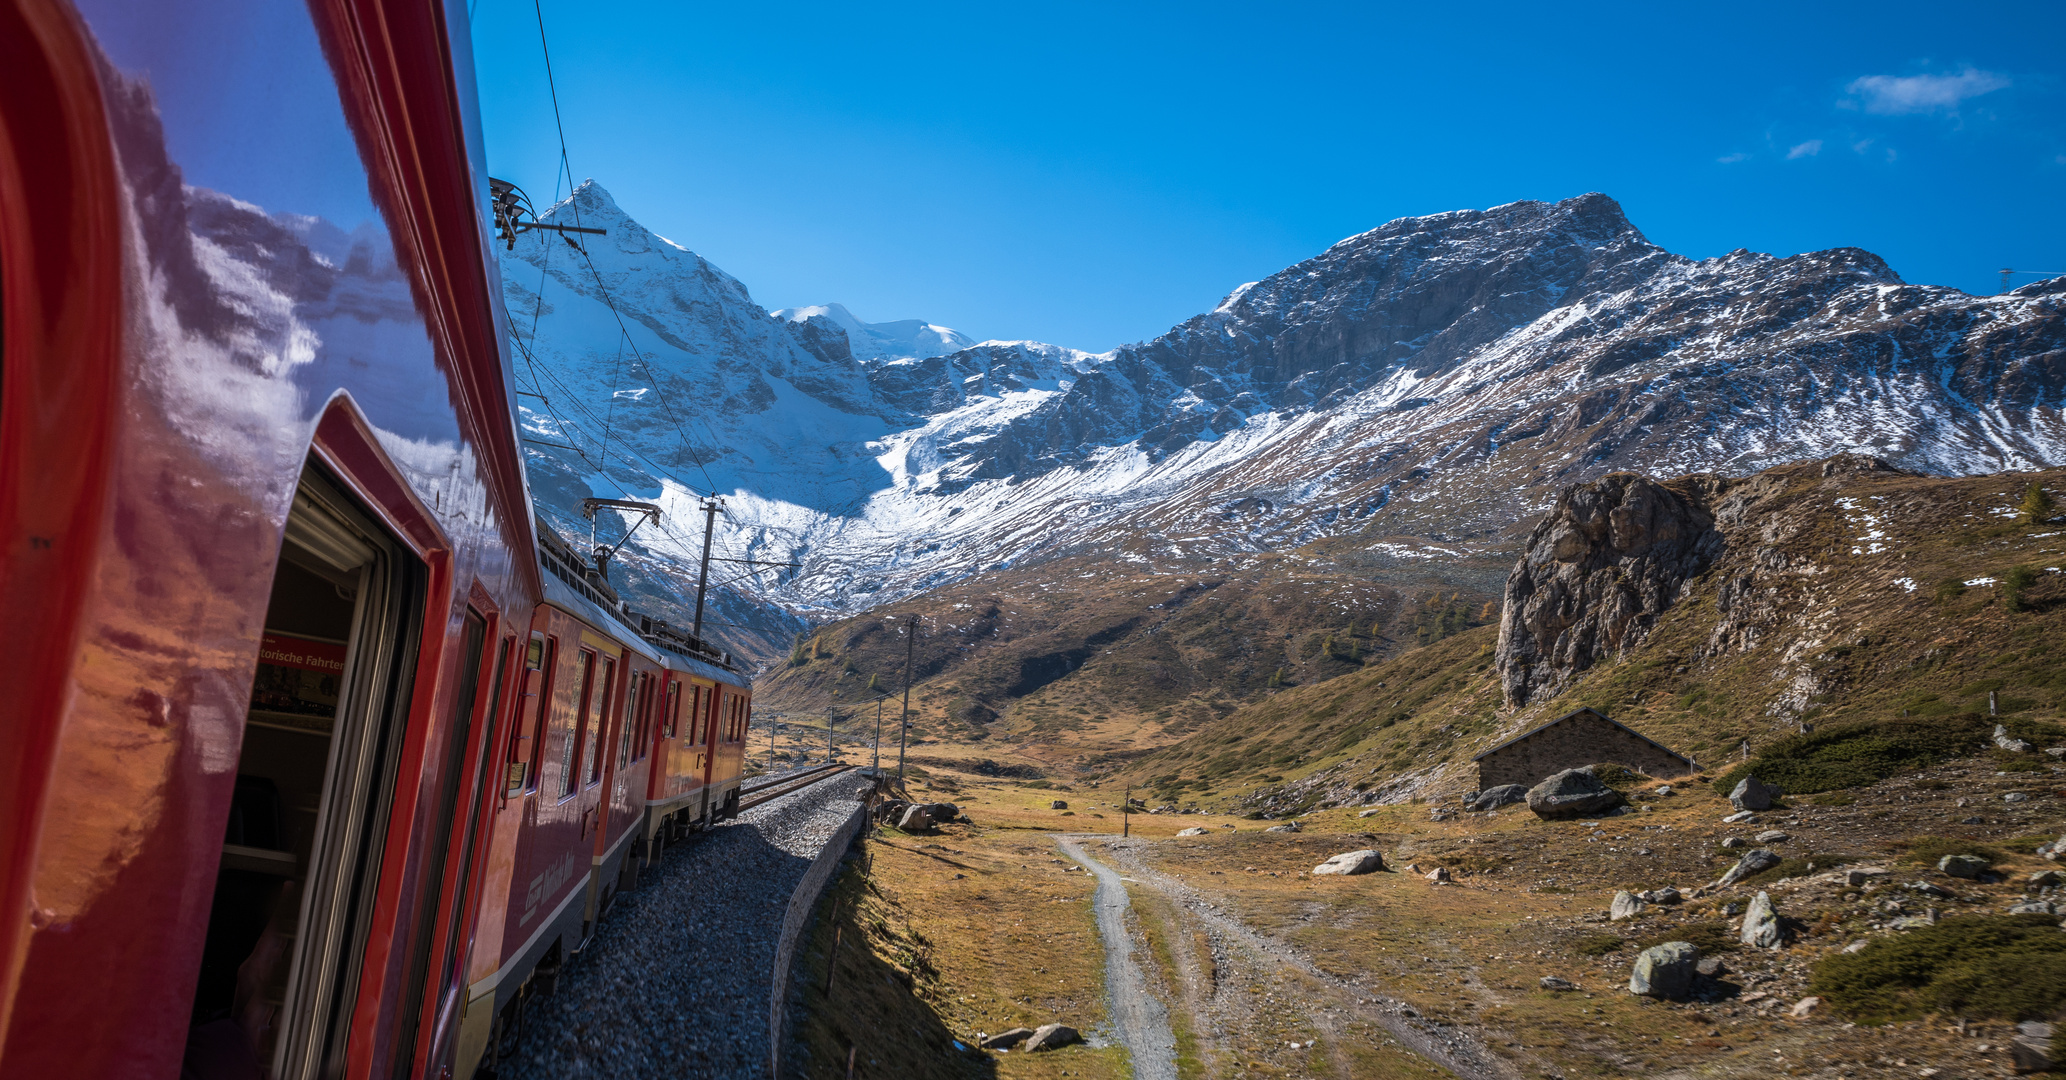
[663,680,680,739]
[506,633,552,794]
[197,465,425,1079]
[588,657,614,786]
[618,671,638,769]
[560,650,595,800]
[693,685,711,744]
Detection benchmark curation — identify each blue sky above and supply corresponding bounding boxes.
[471,1,2066,352]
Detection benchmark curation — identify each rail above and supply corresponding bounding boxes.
[738,764,852,811]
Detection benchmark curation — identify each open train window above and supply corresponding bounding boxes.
[560,650,595,800]
[506,633,553,795]
[189,464,425,1080]
[588,657,614,786]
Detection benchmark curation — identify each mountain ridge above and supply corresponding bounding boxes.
[501,182,2064,669]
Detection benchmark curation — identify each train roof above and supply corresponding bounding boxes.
[534,514,743,684]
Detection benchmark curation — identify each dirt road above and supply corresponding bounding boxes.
[1056,835,1179,1080]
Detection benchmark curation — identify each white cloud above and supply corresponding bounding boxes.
[1851,138,1874,153]
[1717,151,1750,164]
[1787,139,1823,159]
[1844,68,2010,115]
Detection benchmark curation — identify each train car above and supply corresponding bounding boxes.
[0,0,542,1077]
[636,621,752,855]
[451,521,750,1079]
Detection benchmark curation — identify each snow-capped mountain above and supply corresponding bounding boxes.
[503,183,2066,653]
[770,302,973,364]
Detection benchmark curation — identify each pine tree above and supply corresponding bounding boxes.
[2022,481,2056,525]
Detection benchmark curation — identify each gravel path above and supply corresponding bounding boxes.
[497,776,866,1079]
[1055,837,1179,1080]
[1092,837,1522,1080]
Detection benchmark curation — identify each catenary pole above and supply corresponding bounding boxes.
[691,497,719,639]
[898,614,916,780]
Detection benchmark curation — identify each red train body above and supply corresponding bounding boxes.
[0,1,753,1077]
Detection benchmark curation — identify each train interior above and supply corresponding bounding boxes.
[187,471,411,1078]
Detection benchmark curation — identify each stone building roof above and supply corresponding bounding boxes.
[1470,707,1693,768]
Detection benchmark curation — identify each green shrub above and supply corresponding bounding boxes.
[1572,934,1625,957]
[1710,714,2065,797]
[1897,836,2004,867]
[1734,853,1850,887]
[2003,565,2039,613]
[1810,914,2066,1022]
[1635,922,1738,955]
[1590,763,1647,790]
[1810,792,1856,807]
[1935,577,1968,603]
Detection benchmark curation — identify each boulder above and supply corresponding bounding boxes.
[1050,799,1069,810]
[1695,956,1728,977]
[2005,792,2031,803]
[2013,1020,2055,1073]
[1721,810,1757,824]
[2008,898,2055,915]
[2031,870,2065,887]
[1720,837,1747,849]
[981,1028,1034,1050]
[1424,867,1453,884]
[1754,830,1790,844]
[877,799,912,823]
[1628,941,1701,999]
[1938,854,1989,879]
[1526,768,1624,820]
[1176,827,1208,837]
[1643,887,1683,905]
[1741,891,1783,948]
[1789,996,1821,1017]
[1358,808,1383,818]
[1610,891,1646,921]
[1845,867,1888,887]
[1265,821,1302,833]
[1312,850,1385,876]
[1995,724,2033,753]
[2039,834,2066,862]
[1730,776,1780,811]
[1717,848,1782,887]
[1539,976,1579,991]
[896,805,936,831]
[1467,784,1529,811]
[927,802,961,820]
[1023,1023,1080,1052]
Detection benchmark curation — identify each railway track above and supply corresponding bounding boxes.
[737,763,856,811]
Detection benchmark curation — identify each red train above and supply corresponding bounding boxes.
[0,1,752,1077]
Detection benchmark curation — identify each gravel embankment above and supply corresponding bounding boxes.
[499,775,865,1079]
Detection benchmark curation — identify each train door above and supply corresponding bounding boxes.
[187,465,425,1080]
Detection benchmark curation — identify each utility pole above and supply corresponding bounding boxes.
[691,497,720,640]
[769,717,777,774]
[872,697,883,775]
[827,711,835,762]
[898,614,917,780]
[1123,784,1130,838]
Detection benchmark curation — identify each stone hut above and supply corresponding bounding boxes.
[1472,707,1693,789]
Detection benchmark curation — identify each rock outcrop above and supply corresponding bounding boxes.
[1498,475,1724,706]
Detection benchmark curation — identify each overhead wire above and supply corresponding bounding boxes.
[517,0,836,620]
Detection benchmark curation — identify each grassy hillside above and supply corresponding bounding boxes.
[754,550,1502,765]
[1111,462,2066,812]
